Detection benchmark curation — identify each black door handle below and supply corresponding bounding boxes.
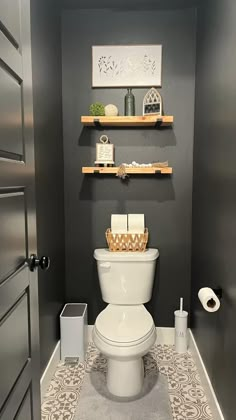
[29,254,50,272]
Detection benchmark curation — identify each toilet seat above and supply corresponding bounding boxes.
[94,304,155,347]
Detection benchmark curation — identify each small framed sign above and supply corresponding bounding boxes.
[143,87,162,116]
[95,135,114,166]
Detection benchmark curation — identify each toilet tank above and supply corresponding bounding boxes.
[94,249,159,304]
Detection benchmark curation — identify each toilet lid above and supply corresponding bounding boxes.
[95,304,154,344]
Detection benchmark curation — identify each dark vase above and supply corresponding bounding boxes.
[124,88,135,116]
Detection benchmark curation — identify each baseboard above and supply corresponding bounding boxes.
[87,325,175,345]
[189,330,224,420]
[40,341,61,403]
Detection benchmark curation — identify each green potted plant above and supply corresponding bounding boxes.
[89,102,105,116]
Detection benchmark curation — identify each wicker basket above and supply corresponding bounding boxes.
[105,228,148,252]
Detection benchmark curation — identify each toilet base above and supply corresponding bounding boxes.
[107,357,144,398]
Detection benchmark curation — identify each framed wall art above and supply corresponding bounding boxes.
[92,45,162,87]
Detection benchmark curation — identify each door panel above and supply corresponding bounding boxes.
[0,67,23,157]
[0,293,30,408]
[0,265,29,320]
[0,362,31,420]
[15,389,32,420]
[0,0,20,47]
[0,32,22,78]
[0,192,26,280]
[0,0,40,418]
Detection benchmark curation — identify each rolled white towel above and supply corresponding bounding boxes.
[111,214,128,234]
[128,214,145,233]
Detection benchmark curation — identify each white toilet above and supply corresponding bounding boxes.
[93,248,159,398]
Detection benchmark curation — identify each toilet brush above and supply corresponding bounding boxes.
[174,297,188,353]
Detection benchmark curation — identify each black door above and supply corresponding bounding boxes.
[0,0,41,418]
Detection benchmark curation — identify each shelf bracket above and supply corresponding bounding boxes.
[155,118,162,127]
[94,118,101,127]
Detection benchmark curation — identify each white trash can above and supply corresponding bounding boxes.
[60,303,88,362]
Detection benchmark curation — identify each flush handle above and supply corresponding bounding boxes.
[100,262,111,269]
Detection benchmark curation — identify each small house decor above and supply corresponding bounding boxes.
[143,87,162,116]
[95,135,114,167]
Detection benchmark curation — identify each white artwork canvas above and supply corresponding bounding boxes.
[92,45,162,87]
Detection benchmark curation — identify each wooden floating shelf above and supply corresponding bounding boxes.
[81,115,173,127]
[82,167,173,175]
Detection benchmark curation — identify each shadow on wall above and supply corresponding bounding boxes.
[146,259,161,316]
[91,260,106,321]
[78,125,177,148]
[77,120,176,203]
[79,176,175,202]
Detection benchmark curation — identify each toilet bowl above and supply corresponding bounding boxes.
[93,304,156,397]
[93,248,159,398]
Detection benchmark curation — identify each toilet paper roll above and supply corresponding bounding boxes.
[198,287,220,312]
[128,214,145,233]
[111,214,128,234]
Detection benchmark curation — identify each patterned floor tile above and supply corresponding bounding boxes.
[41,343,213,420]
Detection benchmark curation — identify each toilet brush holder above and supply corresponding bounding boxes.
[174,298,188,353]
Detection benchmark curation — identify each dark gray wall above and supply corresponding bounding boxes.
[31,0,65,374]
[191,1,236,419]
[62,8,196,326]
[62,0,199,10]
